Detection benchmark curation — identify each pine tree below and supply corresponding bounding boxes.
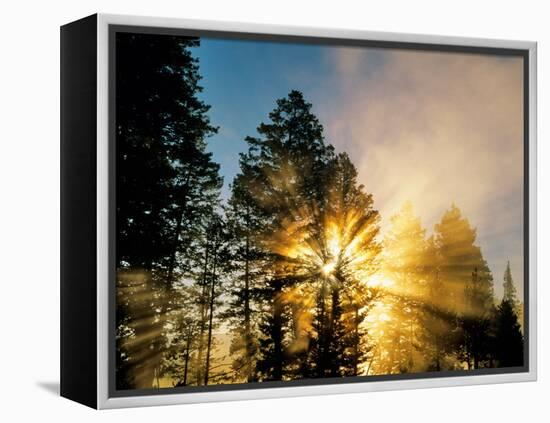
[493,299,524,367]
[461,267,495,369]
[116,33,220,273]
[503,261,518,307]
[433,205,495,369]
[115,32,222,388]
[224,155,269,382]
[490,262,523,368]
[203,216,229,385]
[256,279,289,380]
[232,93,382,381]
[340,286,372,376]
[501,261,524,333]
[419,236,460,371]
[374,202,428,374]
[309,277,347,378]
[235,90,335,381]
[311,153,380,377]
[161,286,201,387]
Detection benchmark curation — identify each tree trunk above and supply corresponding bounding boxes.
[316,281,327,378]
[196,239,210,385]
[165,174,191,287]
[244,205,253,382]
[353,306,359,376]
[272,280,284,381]
[183,329,192,386]
[329,287,340,377]
[409,313,414,370]
[204,233,220,386]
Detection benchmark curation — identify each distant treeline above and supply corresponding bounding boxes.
[115,33,524,390]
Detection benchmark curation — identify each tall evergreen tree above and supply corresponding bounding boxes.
[501,260,523,332]
[115,32,222,388]
[492,299,524,367]
[160,286,201,387]
[308,153,381,377]
[491,262,523,368]
[230,90,334,381]
[503,261,518,305]
[433,205,495,369]
[203,215,230,386]
[418,237,460,371]
[229,160,275,381]
[373,202,428,374]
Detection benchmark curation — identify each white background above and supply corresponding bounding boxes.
[0,0,547,421]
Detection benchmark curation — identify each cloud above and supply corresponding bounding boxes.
[319,47,524,297]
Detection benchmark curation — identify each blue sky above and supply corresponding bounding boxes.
[193,37,341,200]
[191,37,525,300]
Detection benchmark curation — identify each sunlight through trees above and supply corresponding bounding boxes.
[115,33,524,390]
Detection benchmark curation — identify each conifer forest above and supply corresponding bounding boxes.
[115,33,525,390]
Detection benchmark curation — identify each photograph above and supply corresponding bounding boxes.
[114,30,526,391]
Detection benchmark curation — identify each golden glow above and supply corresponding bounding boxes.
[367,274,395,288]
[321,261,336,276]
[267,205,380,286]
[328,49,524,298]
[118,200,502,384]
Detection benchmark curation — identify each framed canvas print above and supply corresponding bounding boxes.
[60,14,537,409]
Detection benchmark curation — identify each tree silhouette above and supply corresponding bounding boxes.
[502,260,521,320]
[492,299,524,367]
[491,263,523,367]
[433,205,495,370]
[224,154,269,382]
[115,32,221,389]
[419,236,460,371]
[232,90,335,380]
[308,153,381,377]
